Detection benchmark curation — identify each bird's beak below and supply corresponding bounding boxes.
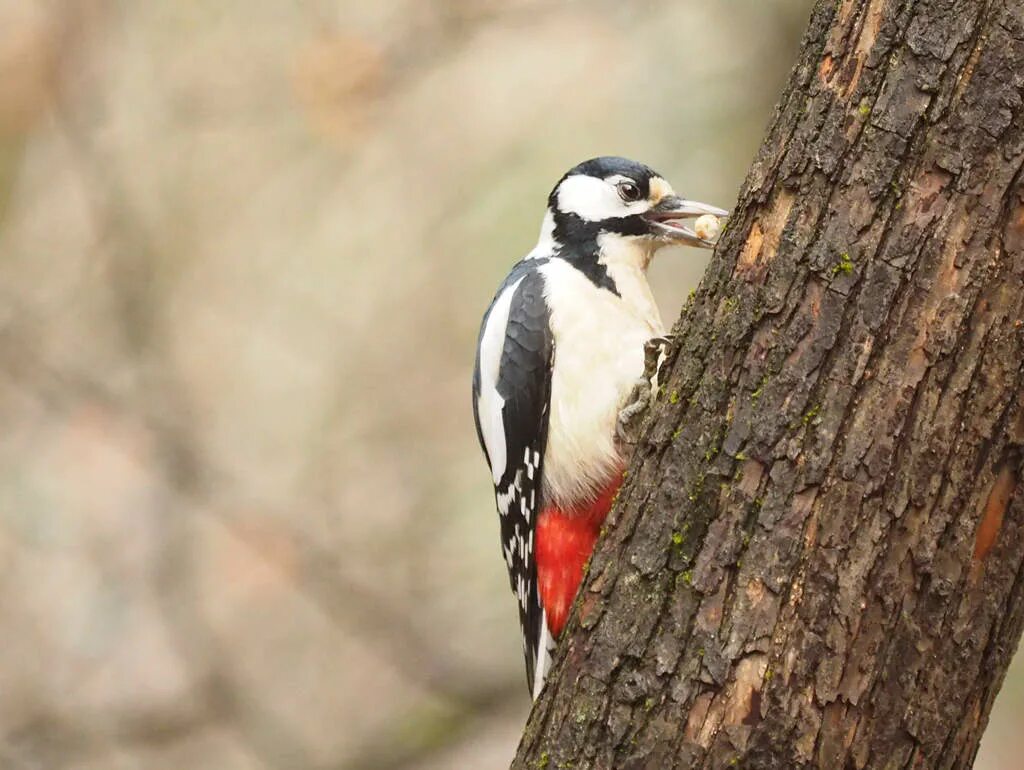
[643,196,730,248]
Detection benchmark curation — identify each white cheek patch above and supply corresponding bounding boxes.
[556,174,652,222]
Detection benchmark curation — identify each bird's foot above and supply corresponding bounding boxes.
[616,335,678,446]
[617,377,652,446]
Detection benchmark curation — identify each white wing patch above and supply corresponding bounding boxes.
[495,473,518,516]
[476,276,525,484]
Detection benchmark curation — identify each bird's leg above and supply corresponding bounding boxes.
[616,378,651,446]
[616,335,678,446]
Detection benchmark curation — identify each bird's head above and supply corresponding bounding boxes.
[543,157,728,258]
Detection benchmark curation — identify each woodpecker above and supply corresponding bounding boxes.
[472,156,727,699]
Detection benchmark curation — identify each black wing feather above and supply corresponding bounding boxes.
[472,259,553,691]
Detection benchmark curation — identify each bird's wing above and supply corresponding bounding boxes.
[472,259,553,693]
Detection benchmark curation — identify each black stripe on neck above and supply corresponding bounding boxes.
[550,212,650,297]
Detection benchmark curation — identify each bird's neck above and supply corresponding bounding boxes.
[594,231,657,273]
[531,214,663,330]
[595,233,663,332]
[525,210,559,260]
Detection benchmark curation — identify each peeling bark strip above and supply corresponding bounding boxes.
[513,0,1024,768]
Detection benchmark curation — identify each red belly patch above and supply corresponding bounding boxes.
[536,479,621,638]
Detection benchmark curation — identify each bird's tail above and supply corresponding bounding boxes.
[531,612,556,700]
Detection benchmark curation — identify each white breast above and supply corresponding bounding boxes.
[539,250,665,507]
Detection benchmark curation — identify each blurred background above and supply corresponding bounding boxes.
[0,1,1019,768]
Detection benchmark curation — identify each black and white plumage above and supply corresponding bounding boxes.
[472,259,554,692]
[472,157,727,698]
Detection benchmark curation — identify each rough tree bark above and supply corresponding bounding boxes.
[512,0,1024,768]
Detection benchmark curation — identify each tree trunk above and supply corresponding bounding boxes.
[512,0,1024,767]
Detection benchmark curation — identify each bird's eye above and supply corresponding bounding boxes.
[617,181,642,203]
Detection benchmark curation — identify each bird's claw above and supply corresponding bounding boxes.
[617,377,652,446]
[616,335,678,446]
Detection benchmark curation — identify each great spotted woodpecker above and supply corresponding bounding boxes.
[472,157,726,699]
